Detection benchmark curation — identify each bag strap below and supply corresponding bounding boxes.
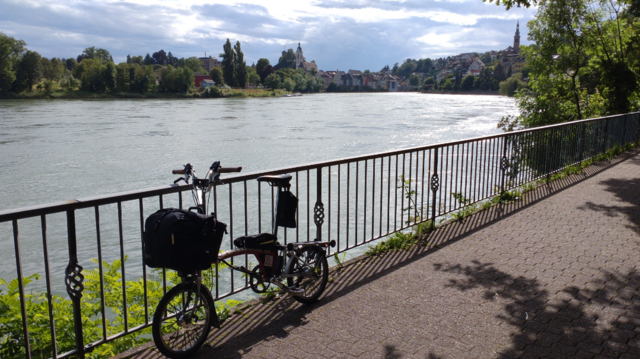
[153,209,176,232]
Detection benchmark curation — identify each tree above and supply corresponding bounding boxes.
[103,62,117,91]
[481,53,492,64]
[126,55,131,64]
[460,75,476,91]
[264,73,281,89]
[183,57,206,74]
[65,57,77,71]
[392,63,399,74]
[0,33,26,93]
[143,53,153,65]
[220,39,236,86]
[234,41,248,88]
[167,52,176,66]
[152,50,167,66]
[79,47,112,63]
[274,49,296,70]
[158,66,194,93]
[14,50,42,92]
[209,67,223,85]
[247,66,260,85]
[259,65,275,84]
[499,73,526,96]
[409,74,420,86]
[255,58,270,81]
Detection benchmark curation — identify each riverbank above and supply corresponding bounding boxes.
[421,89,500,95]
[0,88,291,100]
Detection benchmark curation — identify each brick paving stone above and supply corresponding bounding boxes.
[117,150,640,359]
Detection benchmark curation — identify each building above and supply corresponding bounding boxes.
[201,79,215,89]
[199,56,220,73]
[295,43,318,72]
[194,73,213,87]
[500,21,526,74]
[466,57,486,76]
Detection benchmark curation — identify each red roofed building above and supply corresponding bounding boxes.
[194,73,213,87]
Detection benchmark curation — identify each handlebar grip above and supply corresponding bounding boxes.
[219,167,242,173]
[172,169,186,175]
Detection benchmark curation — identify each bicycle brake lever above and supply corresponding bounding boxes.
[174,177,185,184]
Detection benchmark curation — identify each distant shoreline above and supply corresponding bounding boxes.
[420,90,501,96]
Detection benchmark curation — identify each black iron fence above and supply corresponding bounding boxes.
[0,112,639,358]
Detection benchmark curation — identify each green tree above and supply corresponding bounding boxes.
[274,49,296,70]
[264,72,281,89]
[143,53,153,65]
[234,41,248,88]
[409,74,420,86]
[499,73,527,96]
[247,66,260,85]
[0,33,26,93]
[103,62,117,91]
[209,67,223,85]
[183,57,206,74]
[220,39,236,86]
[79,46,112,63]
[460,75,476,91]
[14,50,42,92]
[65,57,77,71]
[283,78,295,91]
[255,58,270,82]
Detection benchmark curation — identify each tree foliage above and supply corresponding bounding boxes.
[274,49,296,70]
[503,0,640,130]
[234,41,248,88]
[14,50,42,92]
[220,39,236,86]
[209,67,223,85]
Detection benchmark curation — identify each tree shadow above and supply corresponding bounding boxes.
[433,260,640,358]
[578,177,640,234]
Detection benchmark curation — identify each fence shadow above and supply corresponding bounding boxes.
[119,150,639,359]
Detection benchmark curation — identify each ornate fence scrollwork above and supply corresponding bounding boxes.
[65,262,84,299]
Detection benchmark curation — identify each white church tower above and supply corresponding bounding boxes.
[295,43,303,69]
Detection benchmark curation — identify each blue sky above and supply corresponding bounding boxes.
[0,0,536,71]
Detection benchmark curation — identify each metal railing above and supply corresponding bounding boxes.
[0,112,638,358]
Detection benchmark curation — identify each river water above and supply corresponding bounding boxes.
[0,93,517,298]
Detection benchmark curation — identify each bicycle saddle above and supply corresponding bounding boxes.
[257,174,292,186]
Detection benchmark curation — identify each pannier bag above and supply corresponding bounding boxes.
[233,233,278,250]
[143,208,227,271]
[276,191,298,228]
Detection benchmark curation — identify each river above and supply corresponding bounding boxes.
[0,93,517,298]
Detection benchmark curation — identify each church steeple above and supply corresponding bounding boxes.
[295,42,304,69]
[514,21,521,53]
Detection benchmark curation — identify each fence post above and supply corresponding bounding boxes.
[579,122,586,162]
[430,147,439,223]
[602,118,610,154]
[65,209,85,358]
[500,136,509,194]
[314,167,324,241]
[636,113,640,144]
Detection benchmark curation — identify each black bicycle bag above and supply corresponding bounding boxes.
[143,208,227,271]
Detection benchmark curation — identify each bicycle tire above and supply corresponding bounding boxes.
[287,248,329,304]
[152,282,212,358]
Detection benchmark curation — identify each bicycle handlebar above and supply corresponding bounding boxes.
[172,169,186,175]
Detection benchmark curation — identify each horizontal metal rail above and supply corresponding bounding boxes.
[0,112,638,359]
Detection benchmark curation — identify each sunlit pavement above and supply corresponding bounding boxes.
[116,149,640,359]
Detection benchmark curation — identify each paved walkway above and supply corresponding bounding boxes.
[123,150,640,359]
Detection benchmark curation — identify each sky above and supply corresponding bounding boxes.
[0,0,537,71]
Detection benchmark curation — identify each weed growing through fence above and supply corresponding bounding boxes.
[397,175,423,225]
[333,252,347,270]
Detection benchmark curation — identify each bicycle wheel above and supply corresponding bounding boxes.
[287,247,329,304]
[152,282,212,358]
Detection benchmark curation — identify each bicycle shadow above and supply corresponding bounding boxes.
[121,150,639,359]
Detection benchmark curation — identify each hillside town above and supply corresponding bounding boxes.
[195,22,526,93]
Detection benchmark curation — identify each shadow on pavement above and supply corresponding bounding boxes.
[121,150,639,359]
[433,260,640,358]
